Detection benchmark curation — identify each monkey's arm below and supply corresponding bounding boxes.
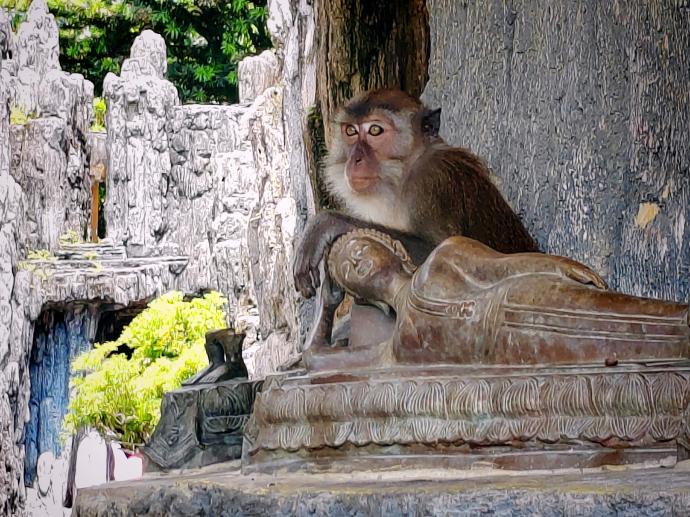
[293,210,433,298]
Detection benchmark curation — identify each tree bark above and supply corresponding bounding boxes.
[314,0,429,141]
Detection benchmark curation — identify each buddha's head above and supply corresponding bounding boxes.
[327,229,416,308]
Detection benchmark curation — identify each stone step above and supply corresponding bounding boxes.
[73,462,690,516]
[22,256,188,272]
[55,240,127,261]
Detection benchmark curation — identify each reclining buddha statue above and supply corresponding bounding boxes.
[303,229,689,371]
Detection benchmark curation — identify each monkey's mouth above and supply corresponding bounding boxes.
[347,176,378,193]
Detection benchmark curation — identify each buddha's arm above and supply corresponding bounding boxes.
[494,253,607,289]
[441,237,607,289]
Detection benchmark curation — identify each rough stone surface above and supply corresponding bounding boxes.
[10,106,92,254]
[244,87,302,375]
[276,0,317,346]
[0,0,314,513]
[422,0,690,303]
[15,0,59,75]
[24,309,93,517]
[266,0,292,47]
[1,2,93,514]
[103,32,179,255]
[11,0,60,116]
[13,241,191,515]
[142,377,263,471]
[0,8,12,59]
[4,0,93,255]
[73,464,690,516]
[104,13,318,379]
[25,308,93,488]
[123,30,166,80]
[164,103,255,316]
[102,28,311,372]
[0,25,22,512]
[238,50,281,103]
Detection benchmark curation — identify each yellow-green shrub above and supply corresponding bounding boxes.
[64,291,227,449]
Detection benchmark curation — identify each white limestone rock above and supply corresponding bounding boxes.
[103,31,179,254]
[238,50,281,103]
[266,0,292,47]
[15,0,59,75]
[123,29,167,80]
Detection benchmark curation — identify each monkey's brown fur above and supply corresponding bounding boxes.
[401,145,536,253]
[294,89,537,346]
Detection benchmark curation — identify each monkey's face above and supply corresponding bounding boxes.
[330,110,416,195]
[340,115,399,193]
[322,89,432,230]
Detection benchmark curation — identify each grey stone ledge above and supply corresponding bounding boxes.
[73,463,690,516]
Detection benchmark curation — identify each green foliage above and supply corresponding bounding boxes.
[64,291,227,448]
[91,97,107,132]
[3,0,271,103]
[2,0,30,29]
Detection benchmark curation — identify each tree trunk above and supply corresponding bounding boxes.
[314,0,430,141]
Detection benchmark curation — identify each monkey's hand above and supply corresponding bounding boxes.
[293,212,351,298]
[293,236,324,299]
[555,258,608,290]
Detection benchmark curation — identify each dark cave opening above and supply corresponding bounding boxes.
[24,301,147,488]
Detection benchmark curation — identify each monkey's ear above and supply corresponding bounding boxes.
[422,108,441,137]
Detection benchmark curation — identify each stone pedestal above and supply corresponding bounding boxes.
[243,361,690,474]
[141,378,263,471]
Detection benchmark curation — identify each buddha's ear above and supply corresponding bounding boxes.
[421,108,441,137]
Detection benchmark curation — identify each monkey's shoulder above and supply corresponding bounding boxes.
[412,144,490,180]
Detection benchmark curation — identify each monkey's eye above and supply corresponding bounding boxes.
[344,125,358,136]
[368,124,384,136]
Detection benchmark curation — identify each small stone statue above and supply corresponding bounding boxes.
[182,328,248,385]
[305,229,689,371]
[143,328,259,470]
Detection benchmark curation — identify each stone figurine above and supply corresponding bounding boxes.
[304,229,689,371]
[182,328,248,385]
[143,328,260,470]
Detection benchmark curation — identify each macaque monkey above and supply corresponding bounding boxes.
[294,89,592,349]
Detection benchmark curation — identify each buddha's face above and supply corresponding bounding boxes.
[328,233,412,303]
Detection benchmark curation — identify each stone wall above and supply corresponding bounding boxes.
[0,8,22,517]
[6,0,92,254]
[102,20,316,374]
[422,0,690,303]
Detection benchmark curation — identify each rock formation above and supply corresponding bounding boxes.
[0,2,94,514]
[0,0,317,513]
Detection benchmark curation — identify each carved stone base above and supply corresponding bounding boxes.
[142,378,263,471]
[242,362,690,473]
